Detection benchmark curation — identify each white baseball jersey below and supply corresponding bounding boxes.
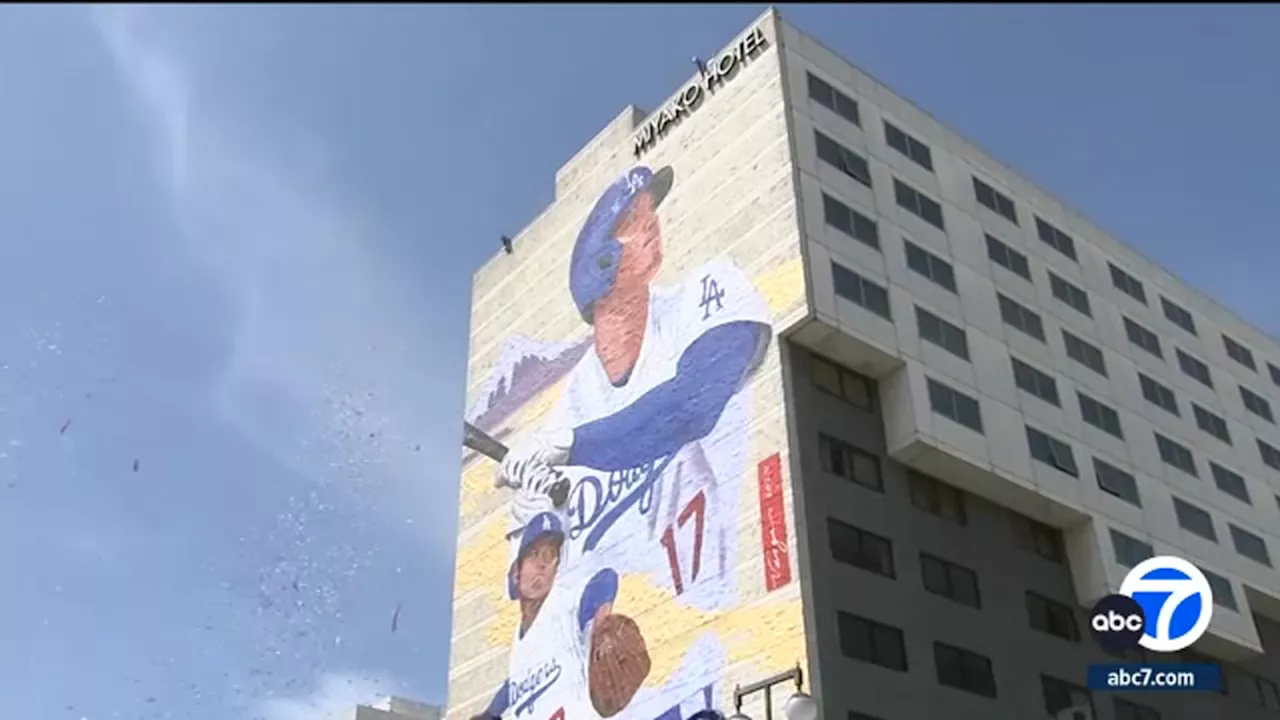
[505,580,596,720]
[549,258,771,610]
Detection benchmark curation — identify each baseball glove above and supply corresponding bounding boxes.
[588,613,651,717]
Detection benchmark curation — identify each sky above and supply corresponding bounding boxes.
[0,3,1278,719]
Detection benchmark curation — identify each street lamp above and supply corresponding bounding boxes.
[721,664,818,720]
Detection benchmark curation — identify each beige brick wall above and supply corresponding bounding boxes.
[450,9,814,719]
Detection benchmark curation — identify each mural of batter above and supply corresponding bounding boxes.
[474,164,774,719]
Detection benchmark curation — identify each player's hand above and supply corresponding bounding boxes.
[498,429,574,489]
[511,468,558,526]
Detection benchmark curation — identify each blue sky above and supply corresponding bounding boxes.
[1,4,1278,719]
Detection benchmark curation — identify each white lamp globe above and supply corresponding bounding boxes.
[783,691,819,720]
[726,714,752,720]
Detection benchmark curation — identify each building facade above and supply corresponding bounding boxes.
[335,697,443,720]
[451,8,1280,720]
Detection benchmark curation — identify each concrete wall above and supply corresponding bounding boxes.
[449,9,811,720]
[787,343,1280,719]
[777,13,1280,660]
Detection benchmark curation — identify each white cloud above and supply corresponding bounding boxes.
[89,7,454,550]
[253,671,400,720]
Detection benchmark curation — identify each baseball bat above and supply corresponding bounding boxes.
[462,421,570,508]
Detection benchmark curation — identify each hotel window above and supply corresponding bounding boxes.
[1026,592,1080,642]
[1260,439,1280,471]
[1241,385,1275,423]
[1124,317,1163,359]
[1172,497,1216,542]
[823,193,879,249]
[1139,373,1179,416]
[1162,297,1196,335]
[985,233,1030,279]
[885,120,933,171]
[998,294,1046,342]
[1035,216,1077,260]
[920,553,980,608]
[819,433,882,492]
[1027,425,1078,476]
[1201,568,1238,610]
[904,241,956,293]
[1012,357,1060,406]
[972,176,1017,224]
[832,262,891,319]
[927,378,983,433]
[893,178,945,230]
[916,306,969,360]
[815,130,871,187]
[1246,675,1280,711]
[934,643,997,698]
[1041,675,1094,720]
[810,354,874,410]
[1063,331,1106,376]
[1109,263,1147,304]
[807,72,860,126]
[1210,463,1250,505]
[1094,458,1140,507]
[828,518,895,578]
[1224,334,1257,371]
[1012,512,1065,564]
[1230,524,1271,566]
[837,612,907,671]
[909,472,967,526]
[1192,404,1231,444]
[1110,529,1153,568]
[1079,392,1123,439]
[1049,272,1091,316]
[1176,348,1213,388]
[1155,433,1197,477]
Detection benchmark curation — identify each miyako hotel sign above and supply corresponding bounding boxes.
[632,25,769,158]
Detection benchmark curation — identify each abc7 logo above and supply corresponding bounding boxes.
[1091,556,1216,653]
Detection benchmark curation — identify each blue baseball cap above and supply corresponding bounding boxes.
[568,165,674,323]
[507,511,566,600]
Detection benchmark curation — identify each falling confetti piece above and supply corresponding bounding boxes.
[59,418,72,434]
[391,602,402,633]
[132,458,139,472]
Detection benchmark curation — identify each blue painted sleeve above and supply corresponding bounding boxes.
[578,568,620,631]
[483,680,510,718]
[569,321,769,471]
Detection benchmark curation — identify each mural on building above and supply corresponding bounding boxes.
[452,66,812,714]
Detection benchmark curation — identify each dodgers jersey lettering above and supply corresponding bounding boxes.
[552,258,769,609]
[507,580,594,720]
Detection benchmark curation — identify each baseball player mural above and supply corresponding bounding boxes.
[471,164,774,720]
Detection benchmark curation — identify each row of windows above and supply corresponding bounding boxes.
[819,425,1066,564]
[838,608,1159,719]
[815,350,1275,576]
[1108,526,1240,611]
[830,218,1280,486]
[825,166,1280,477]
[995,288,1280,477]
[809,71,1280,425]
[808,72,933,173]
[841,359,1277,575]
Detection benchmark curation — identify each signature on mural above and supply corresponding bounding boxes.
[468,164,773,720]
